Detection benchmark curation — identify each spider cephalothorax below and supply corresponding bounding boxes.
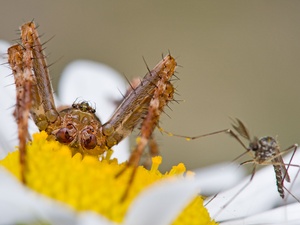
[8,21,177,185]
[50,102,105,156]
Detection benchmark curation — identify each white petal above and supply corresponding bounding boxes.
[0,40,18,157]
[0,168,77,225]
[206,150,300,222]
[124,177,201,225]
[194,162,246,196]
[77,212,119,225]
[124,162,245,225]
[59,60,130,162]
[0,168,120,225]
[220,203,300,225]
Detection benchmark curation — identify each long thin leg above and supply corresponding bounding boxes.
[273,144,298,199]
[158,126,251,160]
[212,164,258,218]
[277,144,298,182]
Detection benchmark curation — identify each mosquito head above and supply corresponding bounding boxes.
[249,136,260,151]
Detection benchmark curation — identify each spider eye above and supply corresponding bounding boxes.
[81,127,97,149]
[56,127,75,143]
[83,134,97,149]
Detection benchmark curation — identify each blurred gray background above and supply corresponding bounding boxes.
[1,1,300,172]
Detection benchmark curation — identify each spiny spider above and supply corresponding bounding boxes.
[7,21,177,192]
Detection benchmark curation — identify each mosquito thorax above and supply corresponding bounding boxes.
[251,136,278,162]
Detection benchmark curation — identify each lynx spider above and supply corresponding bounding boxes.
[7,21,177,192]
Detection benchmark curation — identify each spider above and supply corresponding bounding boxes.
[7,21,177,190]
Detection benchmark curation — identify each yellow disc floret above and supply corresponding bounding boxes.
[0,131,217,225]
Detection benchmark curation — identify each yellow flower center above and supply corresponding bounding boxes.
[0,131,217,225]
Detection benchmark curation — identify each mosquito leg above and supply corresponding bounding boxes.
[270,145,298,199]
[159,126,251,160]
[280,144,298,182]
[279,144,299,201]
[212,164,257,218]
[284,162,300,203]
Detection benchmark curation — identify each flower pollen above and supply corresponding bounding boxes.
[0,131,217,224]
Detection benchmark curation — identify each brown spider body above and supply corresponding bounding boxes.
[49,102,106,156]
[8,21,177,186]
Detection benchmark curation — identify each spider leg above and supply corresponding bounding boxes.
[141,137,159,169]
[8,45,33,183]
[20,22,59,131]
[121,81,174,200]
[101,55,176,148]
[7,22,59,183]
[128,81,175,166]
[113,56,176,201]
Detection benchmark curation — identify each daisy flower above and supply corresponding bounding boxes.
[1,39,299,225]
[0,40,219,225]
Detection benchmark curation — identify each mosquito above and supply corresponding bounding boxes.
[160,118,299,218]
